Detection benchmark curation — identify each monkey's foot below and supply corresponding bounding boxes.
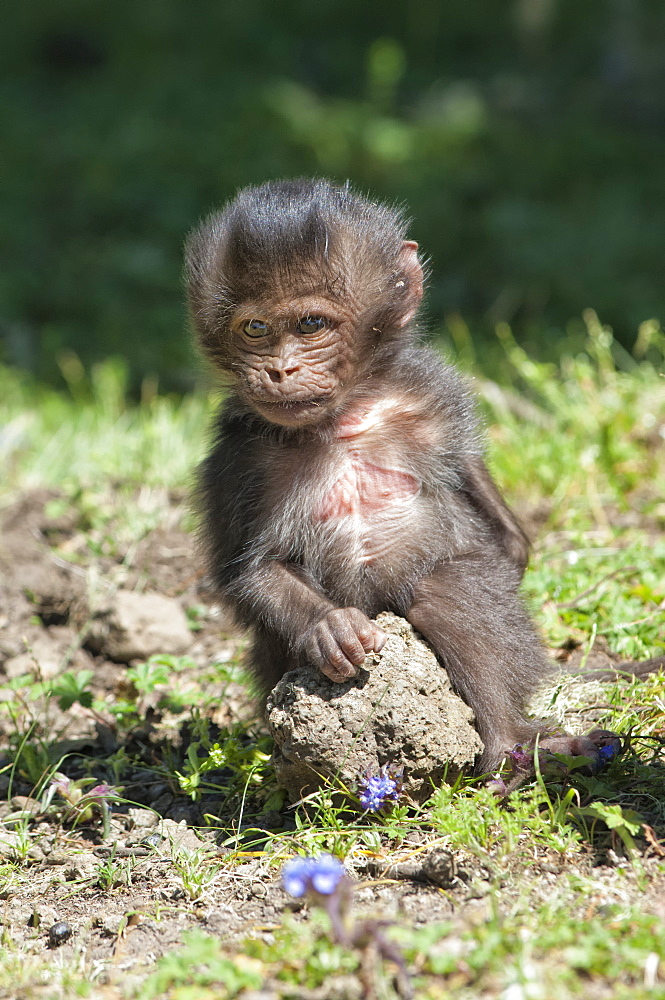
[489,729,623,796]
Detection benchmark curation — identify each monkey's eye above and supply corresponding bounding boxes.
[296,315,326,335]
[243,319,269,338]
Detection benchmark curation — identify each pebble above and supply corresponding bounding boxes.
[151,793,175,814]
[10,796,40,812]
[127,807,158,830]
[88,590,191,661]
[139,833,163,850]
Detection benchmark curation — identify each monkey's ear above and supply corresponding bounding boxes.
[396,240,424,327]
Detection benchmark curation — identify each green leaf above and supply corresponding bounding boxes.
[52,670,94,710]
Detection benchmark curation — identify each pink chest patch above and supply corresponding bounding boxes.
[310,398,422,563]
[315,451,419,521]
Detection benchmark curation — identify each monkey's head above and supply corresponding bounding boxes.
[185,179,424,428]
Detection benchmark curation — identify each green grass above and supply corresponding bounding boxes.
[0,316,664,999]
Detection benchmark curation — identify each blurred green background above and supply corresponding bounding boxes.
[2,0,665,391]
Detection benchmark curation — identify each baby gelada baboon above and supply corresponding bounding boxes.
[185,178,619,773]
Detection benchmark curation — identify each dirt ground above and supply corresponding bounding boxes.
[1,489,663,998]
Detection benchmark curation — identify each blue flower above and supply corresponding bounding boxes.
[597,743,619,763]
[309,854,347,895]
[282,854,345,897]
[359,772,399,812]
[281,857,314,897]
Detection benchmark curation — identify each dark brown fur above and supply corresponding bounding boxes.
[186,178,616,774]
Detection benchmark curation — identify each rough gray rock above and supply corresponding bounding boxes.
[87,590,191,662]
[266,612,483,804]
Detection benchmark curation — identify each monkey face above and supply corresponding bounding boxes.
[186,180,425,428]
[229,294,362,427]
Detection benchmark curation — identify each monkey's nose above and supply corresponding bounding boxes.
[267,366,299,382]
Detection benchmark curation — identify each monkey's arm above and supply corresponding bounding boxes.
[199,419,385,682]
[225,560,385,682]
[459,454,530,575]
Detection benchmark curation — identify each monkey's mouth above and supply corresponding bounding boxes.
[255,396,332,424]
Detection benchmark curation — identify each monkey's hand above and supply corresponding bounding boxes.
[303,608,386,682]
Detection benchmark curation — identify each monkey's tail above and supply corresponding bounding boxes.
[569,655,665,681]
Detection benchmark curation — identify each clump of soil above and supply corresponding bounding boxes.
[267,612,482,804]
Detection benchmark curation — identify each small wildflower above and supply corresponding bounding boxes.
[47,776,118,839]
[506,745,531,771]
[79,784,115,804]
[487,776,507,797]
[49,773,78,805]
[594,741,621,772]
[358,764,402,812]
[282,853,345,898]
[279,853,412,998]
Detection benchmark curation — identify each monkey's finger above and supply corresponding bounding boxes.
[371,625,387,653]
[342,608,381,656]
[322,609,370,663]
[306,645,348,682]
[338,631,372,666]
[320,660,356,683]
[304,628,355,681]
[315,626,360,678]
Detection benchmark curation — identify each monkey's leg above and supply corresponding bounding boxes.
[406,551,553,773]
[406,553,622,775]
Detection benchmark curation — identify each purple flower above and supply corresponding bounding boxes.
[279,852,409,990]
[506,745,532,771]
[80,784,115,803]
[50,773,76,804]
[282,854,345,898]
[358,765,401,812]
[597,743,619,764]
